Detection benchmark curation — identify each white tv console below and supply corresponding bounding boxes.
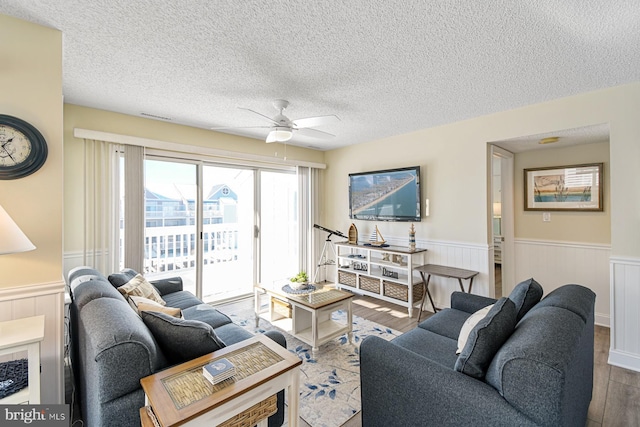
[334,242,427,317]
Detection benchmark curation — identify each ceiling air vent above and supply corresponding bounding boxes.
[140,112,172,121]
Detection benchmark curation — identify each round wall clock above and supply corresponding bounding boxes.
[0,114,48,180]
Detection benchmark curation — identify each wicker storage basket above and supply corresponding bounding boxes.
[338,271,357,288]
[271,297,292,318]
[383,281,424,302]
[359,276,380,293]
[219,394,278,427]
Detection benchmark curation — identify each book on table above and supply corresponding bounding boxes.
[202,358,236,385]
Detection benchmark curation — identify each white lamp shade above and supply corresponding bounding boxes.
[0,205,36,255]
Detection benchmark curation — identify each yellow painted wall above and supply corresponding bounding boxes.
[63,104,325,254]
[0,15,63,288]
[515,141,610,244]
[324,83,639,260]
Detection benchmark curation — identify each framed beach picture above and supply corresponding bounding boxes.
[524,163,603,211]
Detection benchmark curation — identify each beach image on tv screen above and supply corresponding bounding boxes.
[351,169,419,220]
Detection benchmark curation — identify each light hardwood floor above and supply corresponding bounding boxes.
[217,294,640,427]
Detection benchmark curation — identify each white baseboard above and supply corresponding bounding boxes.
[595,313,610,328]
[609,349,640,372]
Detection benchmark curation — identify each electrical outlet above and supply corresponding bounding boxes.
[543,212,551,222]
[424,199,430,217]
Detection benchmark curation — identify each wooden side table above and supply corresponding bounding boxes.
[414,264,479,321]
[141,334,302,427]
[0,315,45,404]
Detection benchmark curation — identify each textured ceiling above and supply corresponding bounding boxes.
[1,1,638,151]
[492,123,610,153]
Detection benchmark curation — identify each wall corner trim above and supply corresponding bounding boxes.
[0,280,66,302]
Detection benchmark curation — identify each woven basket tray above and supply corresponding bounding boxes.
[359,276,380,293]
[338,271,357,288]
[383,281,424,302]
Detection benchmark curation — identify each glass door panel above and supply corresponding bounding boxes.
[202,166,255,302]
[143,160,198,295]
[260,170,298,285]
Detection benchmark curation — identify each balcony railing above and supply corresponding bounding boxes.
[141,223,239,274]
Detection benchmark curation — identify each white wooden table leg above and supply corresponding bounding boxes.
[288,368,301,427]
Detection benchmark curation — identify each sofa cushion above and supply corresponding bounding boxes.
[530,284,596,323]
[182,304,233,329]
[107,268,139,288]
[213,323,255,346]
[117,274,166,306]
[456,304,494,354]
[141,311,226,364]
[72,278,127,312]
[129,296,182,318]
[454,297,517,379]
[418,308,472,340]
[162,290,206,310]
[508,278,543,322]
[390,327,459,368]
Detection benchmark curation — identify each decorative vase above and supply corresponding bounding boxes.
[409,223,416,250]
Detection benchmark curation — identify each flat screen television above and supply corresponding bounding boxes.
[349,166,421,222]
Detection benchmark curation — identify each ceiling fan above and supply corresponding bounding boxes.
[212,99,340,143]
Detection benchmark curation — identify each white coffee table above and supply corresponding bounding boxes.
[254,283,354,352]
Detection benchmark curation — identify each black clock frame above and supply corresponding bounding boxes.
[0,114,48,180]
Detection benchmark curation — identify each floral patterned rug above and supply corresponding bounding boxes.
[229,309,400,427]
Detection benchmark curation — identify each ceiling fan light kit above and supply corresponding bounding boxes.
[216,99,340,144]
[266,127,293,143]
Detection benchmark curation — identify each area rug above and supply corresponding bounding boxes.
[228,309,400,427]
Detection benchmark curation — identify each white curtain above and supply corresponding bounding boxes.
[298,166,323,281]
[83,139,121,274]
[123,145,145,273]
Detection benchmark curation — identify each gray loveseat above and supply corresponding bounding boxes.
[360,281,595,426]
[67,266,286,427]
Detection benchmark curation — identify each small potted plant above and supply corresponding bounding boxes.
[289,271,309,290]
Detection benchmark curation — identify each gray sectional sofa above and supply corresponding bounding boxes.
[67,266,286,427]
[360,281,596,427]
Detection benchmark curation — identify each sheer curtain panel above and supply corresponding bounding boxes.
[83,139,121,274]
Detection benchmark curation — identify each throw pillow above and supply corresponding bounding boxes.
[117,274,166,306]
[456,304,494,354]
[141,311,226,364]
[107,268,139,288]
[129,296,182,318]
[508,278,543,322]
[454,297,517,379]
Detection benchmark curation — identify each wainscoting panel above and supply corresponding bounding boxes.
[385,237,491,311]
[514,239,611,326]
[0,281,65,404]
[609,257,640,372]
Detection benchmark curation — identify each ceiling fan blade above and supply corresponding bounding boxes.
[238,107,280,125]
[295,127,335,139]
[292,115,340,129]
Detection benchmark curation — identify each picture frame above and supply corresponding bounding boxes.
[524,163,603,212]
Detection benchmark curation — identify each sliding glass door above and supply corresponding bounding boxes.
[201,165,255,302]
[143,159,198,294]
[141,156,299,302]
[259,170,298,285]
